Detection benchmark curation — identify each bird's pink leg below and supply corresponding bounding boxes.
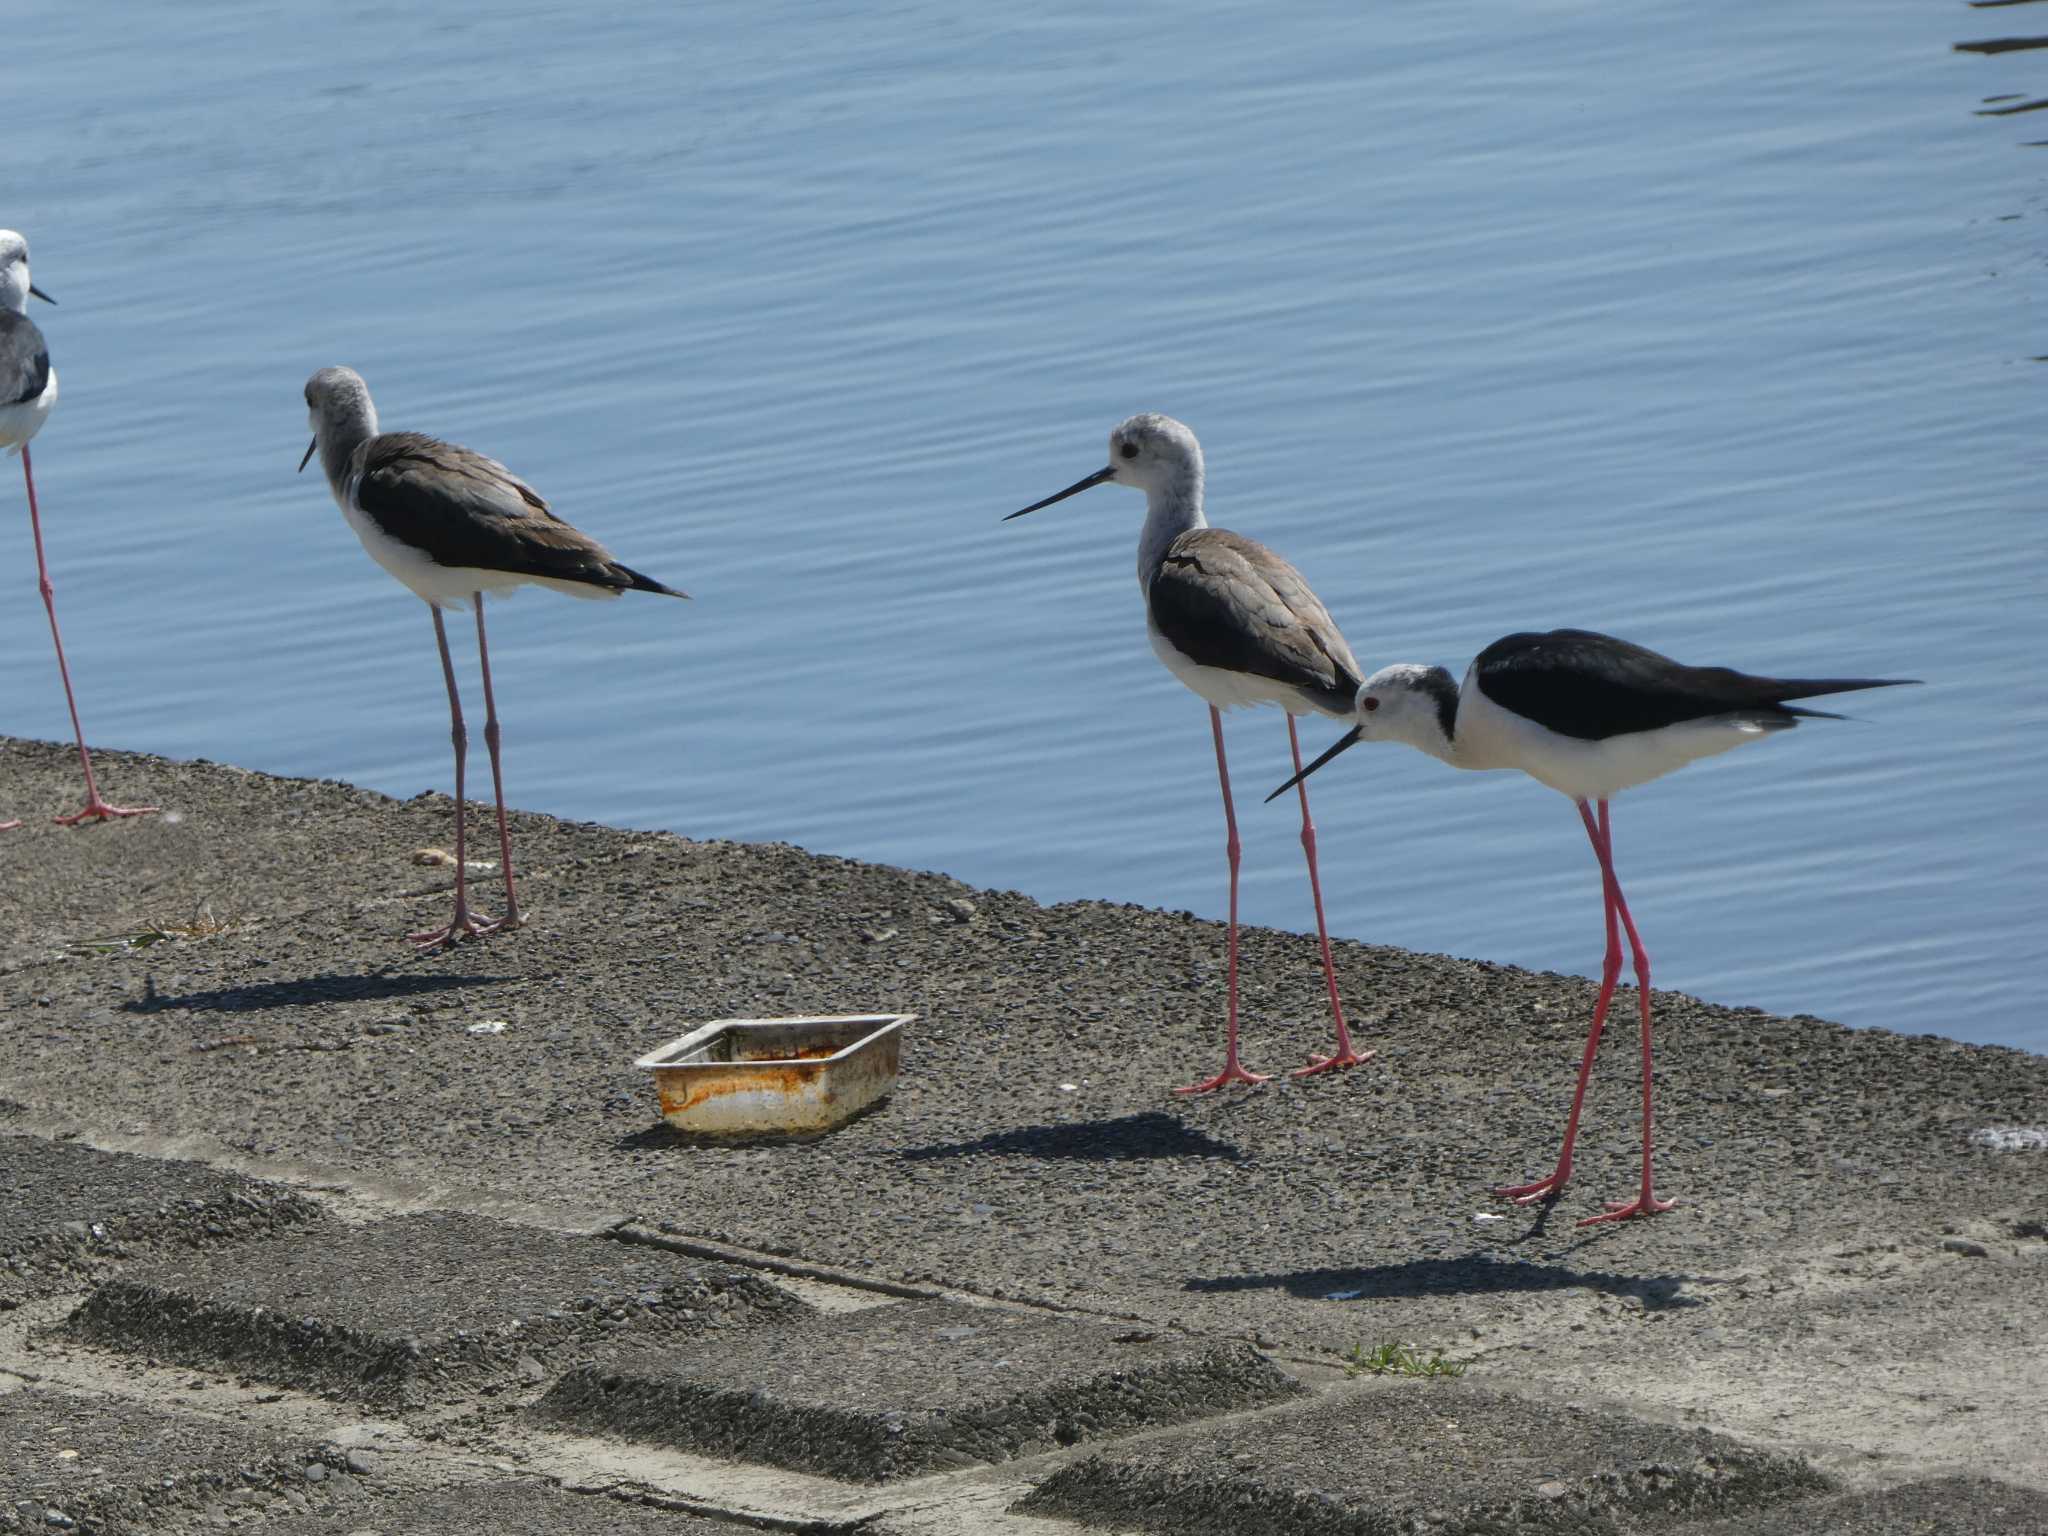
[1495,798,1618,1205]
[20,446,158,826]
[1578,799,1675,1225]
[1175,707,1270,1095]
[472,593,523,931]
[1286,713,1370,1077]
[409,605,501,948]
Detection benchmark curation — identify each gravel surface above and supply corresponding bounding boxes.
[0,1386,366,1534]
[64,1212,809,1404]
[535,1294,1304,1481]
[0,1133,321,1305]
[2,738,2044,1505]
[1015,1383,1832,1534]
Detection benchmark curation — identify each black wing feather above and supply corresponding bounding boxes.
[0,311,50,408]
[1475,629,1913,740]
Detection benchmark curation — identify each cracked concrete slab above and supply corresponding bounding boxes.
[1013,1382,1831,1534]
[0,1133,321,1306]
[64,1212,809,1405]
[1688,1477,2048,1534]
[535,1295,1305,1482]
[0,1385,369,1534]
[251,1479,751,1534]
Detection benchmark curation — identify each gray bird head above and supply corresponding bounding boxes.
[300,365,379,473]
[1004,412,1204,521]
[0,230,53,315]
[1102,413,1202,493]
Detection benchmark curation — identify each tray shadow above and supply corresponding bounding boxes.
[899,1110,1246,1163]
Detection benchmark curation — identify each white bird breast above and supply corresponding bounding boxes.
[1146,620,1334,718]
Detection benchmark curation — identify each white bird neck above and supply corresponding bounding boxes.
[1135,459,1206,590]
[0,267,28,317]
[1393,712,1462,770]
[318,396,380,492]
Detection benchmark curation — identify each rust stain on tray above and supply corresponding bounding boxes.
[634,1015,913,1138]
[659,1061,826,1117]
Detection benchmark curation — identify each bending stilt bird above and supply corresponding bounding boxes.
[1271,627,1915,1222]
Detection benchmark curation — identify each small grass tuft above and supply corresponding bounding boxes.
[1342,1339,1470,1379]
[66,904,236,953]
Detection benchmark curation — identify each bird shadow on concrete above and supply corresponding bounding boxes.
[897,1110,1247,1163]
[1187,1252,1706,1309]
[120,970,500,1015]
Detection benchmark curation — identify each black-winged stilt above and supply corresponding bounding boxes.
[1006,413,1371,1094]
[300,365,685,949]
[1269,627,1915,1223]
[1,230,158,829]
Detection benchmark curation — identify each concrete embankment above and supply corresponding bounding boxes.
[2,735,2044,1533]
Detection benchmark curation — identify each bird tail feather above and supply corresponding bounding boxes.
[1768,677,1919,705]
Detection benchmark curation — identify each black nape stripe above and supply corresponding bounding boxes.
[1416,666,1460,743]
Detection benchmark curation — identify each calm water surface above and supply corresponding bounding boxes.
[6,3,2043,1052]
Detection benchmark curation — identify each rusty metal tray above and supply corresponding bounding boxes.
[634,1014,913,1138]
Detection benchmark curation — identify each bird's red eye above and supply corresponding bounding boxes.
[1362,696,1379,712]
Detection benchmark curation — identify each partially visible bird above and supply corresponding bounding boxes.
[301,365,685,947]
[1007,414,1372,1093]
[1,229,157,828]
[1270,627,1916,1223]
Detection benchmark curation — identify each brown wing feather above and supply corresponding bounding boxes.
[1148,528,1362,712]
[353,432,657,593]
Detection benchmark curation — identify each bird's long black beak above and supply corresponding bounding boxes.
[1004,465,1115,520]
[28,284,54,305]
[1265,727,1362,803]
[297,437,317,473]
